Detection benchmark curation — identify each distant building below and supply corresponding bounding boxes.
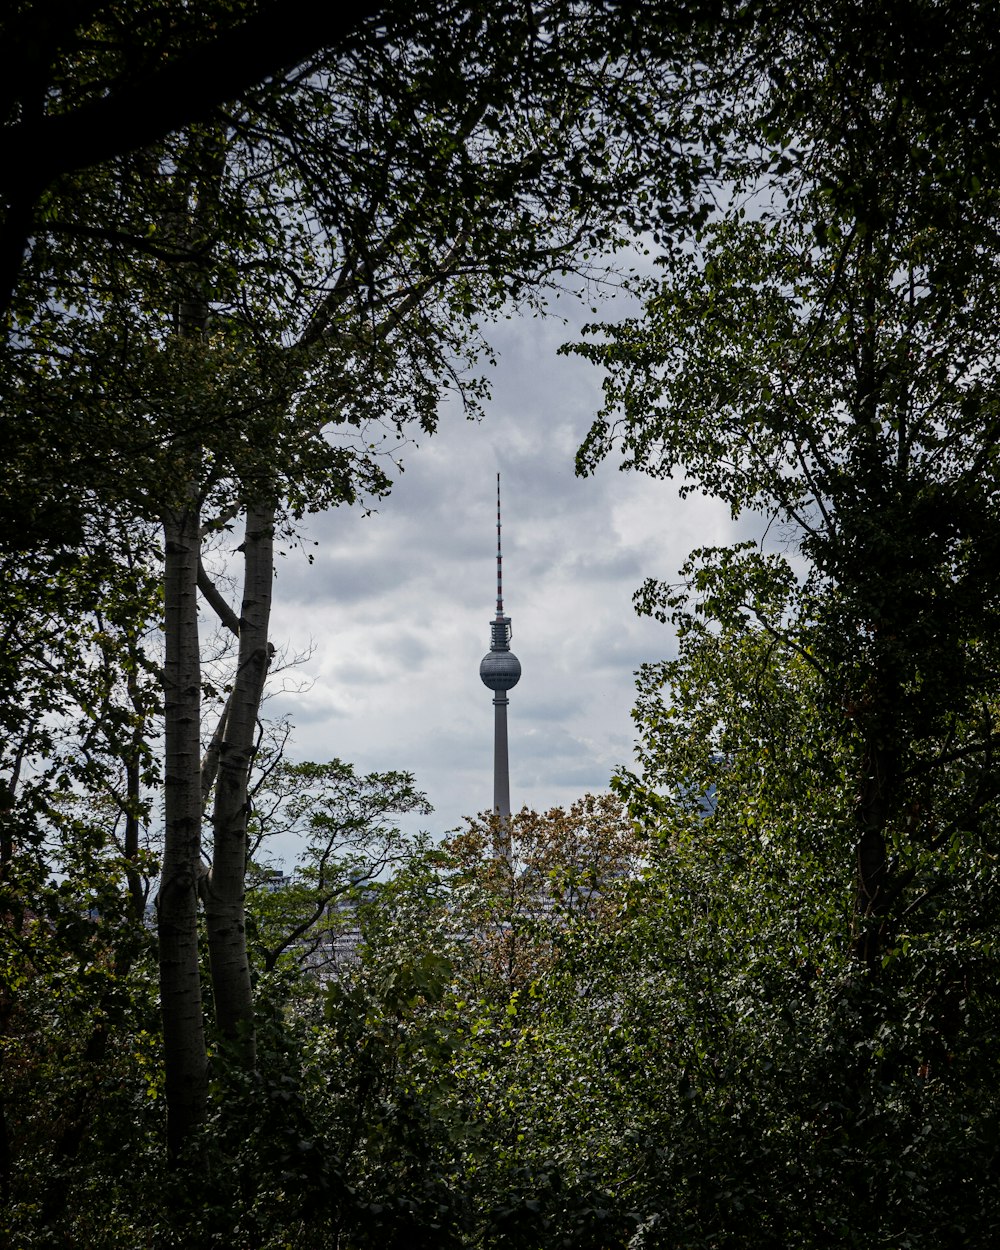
[257,868,288,893]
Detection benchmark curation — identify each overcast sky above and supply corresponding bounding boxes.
[264,286,746,847]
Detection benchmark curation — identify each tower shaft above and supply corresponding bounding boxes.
[493,692,511,820]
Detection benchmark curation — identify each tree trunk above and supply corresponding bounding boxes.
[853,735,893,972]
[124,663,146,919]
[159,496,208,1155]
[203,497,275,1064]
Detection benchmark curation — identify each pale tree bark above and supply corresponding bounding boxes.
[155,127,226,1149]
[203,497,275,1064]
[159,492,208,1156]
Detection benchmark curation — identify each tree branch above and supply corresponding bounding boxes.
[0,3,387,184]
[197,560,241,637]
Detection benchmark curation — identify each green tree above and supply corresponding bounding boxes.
[444,796,644,997]
[534,626,1000,1247]
[0,807,163,1246]
[571,11,1000,971]
[549,12,1000,1239]
[245,758,432,974]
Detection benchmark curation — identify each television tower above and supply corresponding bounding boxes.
[479,474,521,819]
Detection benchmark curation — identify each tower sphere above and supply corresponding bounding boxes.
[480,650,521,691]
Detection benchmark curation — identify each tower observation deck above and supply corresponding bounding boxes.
[479,474,520,819]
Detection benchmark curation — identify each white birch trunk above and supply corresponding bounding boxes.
[159,495,208,1155]
[204,497,275,1064]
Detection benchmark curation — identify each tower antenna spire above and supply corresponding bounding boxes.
[480,473,521,820]
[496,472,503,617]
